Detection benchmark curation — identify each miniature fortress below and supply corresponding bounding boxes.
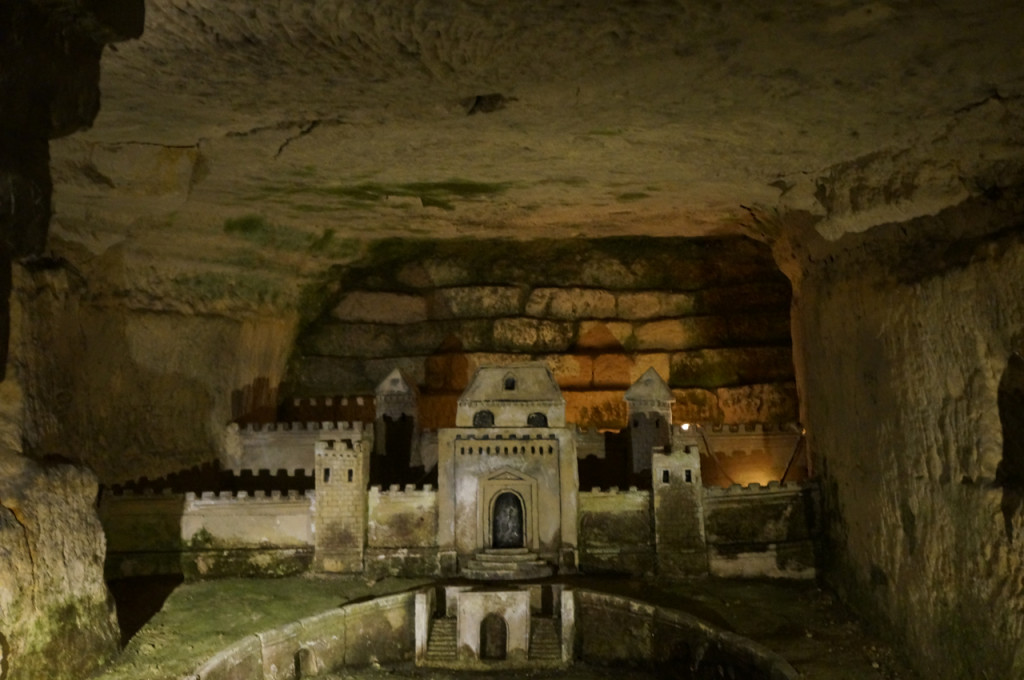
[101,364,818,581]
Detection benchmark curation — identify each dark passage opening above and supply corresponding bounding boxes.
[997,352,1024,542]
[492,492,524,548]
[480,614,508,660]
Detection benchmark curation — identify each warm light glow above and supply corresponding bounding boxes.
[681,423,690,430]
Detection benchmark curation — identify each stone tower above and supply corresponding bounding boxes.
[374,368,420,477]
[623,367,675,475]
[652,430,707,576]
[314,436,371,573]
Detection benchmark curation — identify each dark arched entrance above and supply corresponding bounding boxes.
[480,614,508,660]
[492,492,524,548]
[473,410,495,427]
[997,352,1024,542]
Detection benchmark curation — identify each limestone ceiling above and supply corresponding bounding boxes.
[47,0,1024,292]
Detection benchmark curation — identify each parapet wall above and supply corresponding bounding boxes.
[181,490,315,579]
[192,591,416,680]
[366,485,439,578]
[575,590,798,678]
[225,420,368,472]
[699,423,805,487]
[702,480,819,579]
[578,488,653,574]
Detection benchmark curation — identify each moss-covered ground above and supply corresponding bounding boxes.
[93,575,429,680]
[93,576,919,680]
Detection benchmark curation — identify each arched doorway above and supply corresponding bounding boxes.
[492,492,524,548]
[527,412,548,427]
[480,614,508,660]
[473,410,495,427]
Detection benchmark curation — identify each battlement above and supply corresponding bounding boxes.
[455,440,559,456]
[104,466,315,497]
[315,439,365,457]
[701,423,801,435]
[368,484,436,495]
[292,395,371,408]
[702,480,815,497]
[581,486,645,495]
[233,420,367,434]
[102,487,180,498]
[185,489,315,502]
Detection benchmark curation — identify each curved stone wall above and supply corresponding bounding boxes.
[183,588,796,680]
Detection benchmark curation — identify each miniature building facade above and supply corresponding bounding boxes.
[99,362,818,581]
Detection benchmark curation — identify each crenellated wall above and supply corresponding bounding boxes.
[577,488,654,574]
[224,420,369,472]
[703,481,818,579]
[366,484,439,577]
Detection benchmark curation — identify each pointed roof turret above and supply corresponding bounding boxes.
[375,368,418,420]
[624,367,675,413]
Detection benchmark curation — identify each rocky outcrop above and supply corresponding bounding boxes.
[0,453,119,680]
[788,191,1024,679]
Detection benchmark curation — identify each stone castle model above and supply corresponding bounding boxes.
[100,364,818,581]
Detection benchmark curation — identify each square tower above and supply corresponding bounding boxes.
[651,427,707,576]
[314,437,371,572]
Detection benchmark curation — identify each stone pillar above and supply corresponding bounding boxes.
[314,438,371,572]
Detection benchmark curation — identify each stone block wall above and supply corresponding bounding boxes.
[287,238,796,429]
[366,485,439,577]
[181,490,315,579]
[702,482,818,579]
[577,488,653,573]
[575,590,798,678]
[700,423,806,487]
[224,420,368,472]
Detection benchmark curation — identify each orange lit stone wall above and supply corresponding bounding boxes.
[285,237,797,428]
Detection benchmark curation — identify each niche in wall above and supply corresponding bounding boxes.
[997,352,1024,542]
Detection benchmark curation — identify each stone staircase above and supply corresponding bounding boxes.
[460,548,554,580]
[424,618,457,662]
[529,617,562,661]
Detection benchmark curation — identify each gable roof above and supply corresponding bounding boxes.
[459,363,563,404]
[624,367,675,403]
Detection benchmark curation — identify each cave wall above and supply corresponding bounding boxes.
[17,265,298,483]
[793,200,1024,678]
[286,237,797,430]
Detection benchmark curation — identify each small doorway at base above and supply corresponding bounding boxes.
[480,614,508,660]
[492,492,524,549]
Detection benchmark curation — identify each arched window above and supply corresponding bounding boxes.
[503,374,516,391]
[473,410,495,427]
[527,412,548,427]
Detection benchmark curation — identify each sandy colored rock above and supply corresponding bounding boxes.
[430,286,523,319]
[576,321,633,351]
[525,287,617,320]
[715,383,799,424]
[616,291,700,320]
[492,318,576,352]
[0,453,119,680]
[332,292,428,324]
[542,354,594,389]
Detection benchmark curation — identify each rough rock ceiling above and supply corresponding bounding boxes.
[48,0,1024,289]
